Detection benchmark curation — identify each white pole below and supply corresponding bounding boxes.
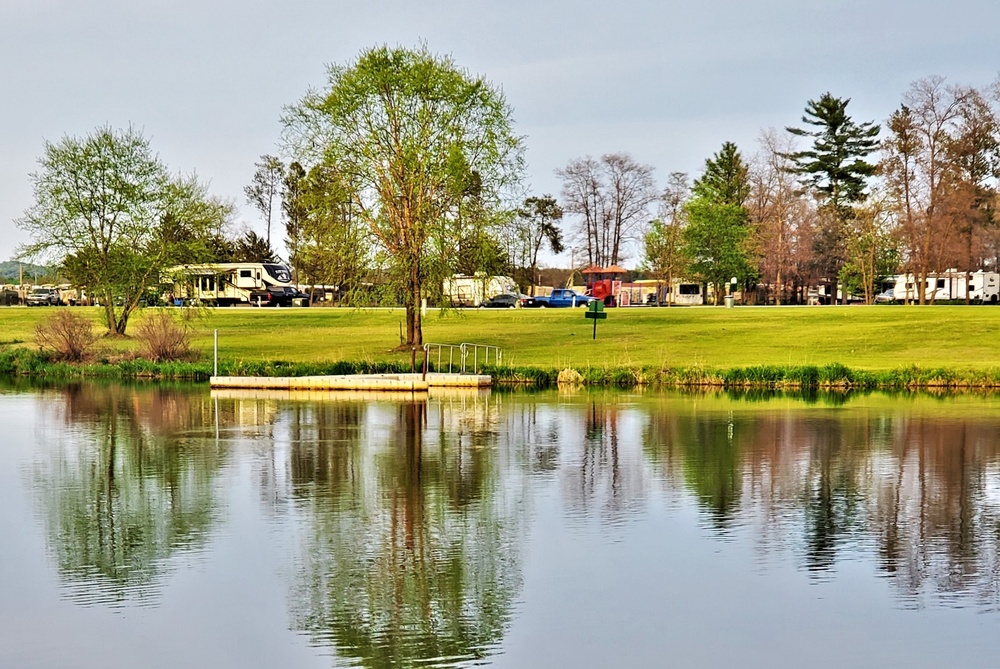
[213,329,218,377]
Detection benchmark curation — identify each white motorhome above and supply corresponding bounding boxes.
[167,263,296,306]
[888,270,999,303]
[443,274,517,307]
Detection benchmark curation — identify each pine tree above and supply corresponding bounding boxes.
[692,141,750,206]
[785,93,880,300]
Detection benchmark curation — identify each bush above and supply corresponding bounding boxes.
[134,311,193,362]
[34,311,99,362]
[557,368,584,386]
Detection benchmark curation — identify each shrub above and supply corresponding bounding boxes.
[134,311,193,362]
[557,368,584,386]
[34,311,99,362]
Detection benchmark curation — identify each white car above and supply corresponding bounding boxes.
[874,289,896,304]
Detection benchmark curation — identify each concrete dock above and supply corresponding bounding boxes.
[209,373,491,392]
[210,386,492,402]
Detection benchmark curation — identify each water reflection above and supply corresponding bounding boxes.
[246,393,527,668]
[640,393,1000,608]
[32,384,229,606]
[20,384,1000,666]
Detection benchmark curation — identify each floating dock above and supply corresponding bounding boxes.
[209,373,491,392]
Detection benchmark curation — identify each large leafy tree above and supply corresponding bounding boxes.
[282,45,524,347]
[18,126,230,334]
[683,143,755,304]
[785,93,880,299]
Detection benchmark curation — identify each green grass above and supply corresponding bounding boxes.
[1,304,999,372]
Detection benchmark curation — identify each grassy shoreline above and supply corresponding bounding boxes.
[3,348,1000,391]
[4,305,1000,390]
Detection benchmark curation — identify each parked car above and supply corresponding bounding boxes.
[249,286,310,307]
[874,289,896,304]
[522,288,595,308]
[26,287,61,306]
[480,293,520,309]
[0,288,20,306]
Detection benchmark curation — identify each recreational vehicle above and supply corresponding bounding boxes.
[642,279,705,306]
[888,271,999,303]
[168,262,300,306]
[443,274,518,307]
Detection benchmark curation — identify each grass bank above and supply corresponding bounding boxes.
[2,305,999,388]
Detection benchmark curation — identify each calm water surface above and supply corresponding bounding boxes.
[1,382,999,668]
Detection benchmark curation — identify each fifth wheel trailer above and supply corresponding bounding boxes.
[888,271,999,303]
[167,263,299,306]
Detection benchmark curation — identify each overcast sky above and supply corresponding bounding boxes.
[2,0,998,265]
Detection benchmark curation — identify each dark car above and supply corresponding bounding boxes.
[480,293,519,309]
[250,286,309,307]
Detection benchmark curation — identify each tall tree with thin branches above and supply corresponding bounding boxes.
[557,153,655,267]
[244,155,285,246]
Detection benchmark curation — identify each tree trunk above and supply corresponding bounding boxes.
[405,259,423,347]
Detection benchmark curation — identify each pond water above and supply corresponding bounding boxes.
[1,382,999,668]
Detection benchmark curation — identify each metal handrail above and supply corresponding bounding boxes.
[423,342,503,374]
[460,343,502,373]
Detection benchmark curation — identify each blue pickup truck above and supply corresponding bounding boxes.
[523,288,595,308]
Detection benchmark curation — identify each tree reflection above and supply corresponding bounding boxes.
[286,397,525,668]
[641,394,1000,607]
[558,400,649,525]
[34,384,229,605]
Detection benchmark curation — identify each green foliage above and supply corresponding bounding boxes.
[285,162,370,303]
[838,208,900,303]
[785,93,880,285]
[233,230,279,263]
[786,93,880,213]
[509,195,564,291]
[682,143,756,303]
[683,200,754,302]
[692,141,750,206]
[643,218,689,302]
[0,260,58,283]
[282,44,525,345]
[18,126,231,335]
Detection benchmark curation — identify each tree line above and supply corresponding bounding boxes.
[642,79,1000,306]
[16,43,1000,341]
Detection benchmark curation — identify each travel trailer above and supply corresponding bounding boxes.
[642,279,705,306]
[888,270,999,303]
[443,274,518,307]
[167,263,298,306]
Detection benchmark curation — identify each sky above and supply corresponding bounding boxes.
[2,0,998,265]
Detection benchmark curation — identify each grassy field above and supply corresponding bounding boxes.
[1,304,998,372]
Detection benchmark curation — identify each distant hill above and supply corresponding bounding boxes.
[0,260,58,283]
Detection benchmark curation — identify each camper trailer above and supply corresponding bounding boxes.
[168,262,300,306]
[643,279,704,306]
[888,271,999,303]
[443,275,517,307]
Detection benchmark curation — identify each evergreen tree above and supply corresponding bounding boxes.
[692,141,750,206]
[785,93,880,300]
[683,143,755,304]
